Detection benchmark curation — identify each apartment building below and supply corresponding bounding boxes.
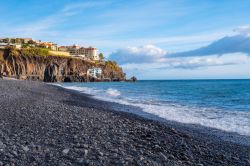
[58,45,99,61]
[87,68,102,78]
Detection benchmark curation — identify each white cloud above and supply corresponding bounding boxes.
[234,25,250,36]
[121,53,246,69]
[156,54,246,69]
[168,34,250,58]
[109,43,249,79]
[120,53,250,79]
[109,43,249,66]
[62,2,105,12]
[109,45,167,64]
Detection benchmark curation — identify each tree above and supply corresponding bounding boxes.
[22,43,30,48]
[98,53,105,60]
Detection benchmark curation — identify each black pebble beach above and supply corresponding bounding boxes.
[0,79,249,165]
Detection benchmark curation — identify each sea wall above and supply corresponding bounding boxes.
[0,49,125,82]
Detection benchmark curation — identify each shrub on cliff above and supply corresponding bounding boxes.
[5,46,19,57]
[105,61,120,71]
[20,48,49,57]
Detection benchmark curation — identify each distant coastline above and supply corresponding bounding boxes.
[0,37,137,82]
[0,47,137,82]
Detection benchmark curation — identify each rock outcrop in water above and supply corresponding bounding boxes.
[0,48,125,82]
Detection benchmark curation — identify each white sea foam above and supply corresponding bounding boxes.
[55,84,250,136]
[134,103,250,136]
[56,84,102,95]
[106,88,121,97]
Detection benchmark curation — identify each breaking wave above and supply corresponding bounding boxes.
[106,88,121,97]
[55,81,250,137]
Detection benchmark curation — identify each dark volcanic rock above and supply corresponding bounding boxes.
[44,63,59,82]
[125,76,137,82]
[63,74,86,82]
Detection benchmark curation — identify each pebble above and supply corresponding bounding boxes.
[62,149,70,154]
[84,149,88,157]
[98,151,104,156]
[168,155,175,160]
[85,159,90,165]
[160,153,168,160]
[77,158,84,163]
[83,144,88,148]
[22,146,29,152]
[0,141,6,149]
[12,151,18,156]
[170,128,177,134]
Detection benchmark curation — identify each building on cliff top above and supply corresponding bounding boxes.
[58,45,99,61]
[0,43,8,49]
[0,38,32,44]
[0,38,100,60]
[0,38,58,51]
[38,42,58,51]
[0,42,22,49]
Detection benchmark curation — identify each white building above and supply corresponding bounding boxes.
[0,43,21,49]
[87,68,102,78]
[0,43,7,49]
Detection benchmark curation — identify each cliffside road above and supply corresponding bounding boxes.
[0,80,250,165]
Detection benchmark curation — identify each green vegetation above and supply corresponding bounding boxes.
[20,47,50,57]
[99,53,105,60]
[4,47,50,57]
[3,47,72,59]
[22,43,31,48]
[5,46,19,56]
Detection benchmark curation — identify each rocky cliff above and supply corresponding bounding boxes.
[0,48,125,82]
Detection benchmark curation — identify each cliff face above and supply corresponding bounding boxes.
[0,49,125,82]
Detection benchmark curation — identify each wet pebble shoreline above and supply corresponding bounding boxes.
[0,79,249,165]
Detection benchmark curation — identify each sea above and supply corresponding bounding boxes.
[58,80,250,136]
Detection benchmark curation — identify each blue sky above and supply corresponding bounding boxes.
[1,0,250,79]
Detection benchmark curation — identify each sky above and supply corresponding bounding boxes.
[0,0,250,79]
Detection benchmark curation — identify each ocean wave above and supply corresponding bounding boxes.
[135,103,250,136]
[55,84,250,136]
[106,88,121,97]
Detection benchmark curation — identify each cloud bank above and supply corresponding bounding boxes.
[109,45,167,64]
[169,35,250,57]
[110,26,250,71]
[155,56,240,69]
[234,26,250,36]
[109,44,247,70]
